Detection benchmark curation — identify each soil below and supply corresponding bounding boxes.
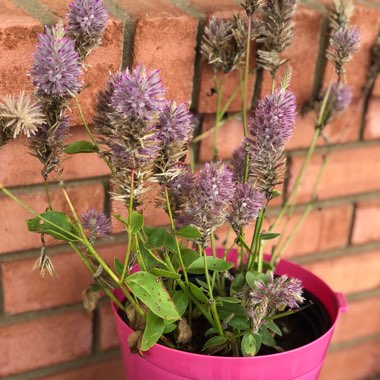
[117,288,331,357]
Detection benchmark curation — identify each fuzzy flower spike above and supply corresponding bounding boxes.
[30,23,82,99]
[67,0,109,59]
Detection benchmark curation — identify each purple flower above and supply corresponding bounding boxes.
[166,169,194,213]
[111,65,165,121]
[330,27,360,62]
[228,183,265,232]
[82,209,111,239]
[249,272,304,311]
[157,101,193,145]
[249,89,297,150]
[67,0,108,36]
[110,140,159,167]
[30,24,82,97]
[179,162,234,238]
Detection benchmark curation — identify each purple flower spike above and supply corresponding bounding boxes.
[111,65,166,121]
[67,0,108,36]
[330,27,360,62]
[82,209,111,239]
[157,101,193,144]
[30,24,82,97]
[249,89,297,150]
[228,183,266,232]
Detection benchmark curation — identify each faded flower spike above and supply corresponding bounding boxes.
[327,27,360,78]
[0,92,45,138]
[30,24,82,98]
[241,0,262,16]
[228,183,266,233]
[67,0,109,59]
[82,209,111,240]
[112,65,165,121]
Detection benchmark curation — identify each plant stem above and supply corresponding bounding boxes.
[44,179,52,210]
[198,244,224,337]
[248,205,267,271]
[212,75,224,161]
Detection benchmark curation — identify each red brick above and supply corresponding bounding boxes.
[0,1,42,96]
[0,127,110,187]
[39,359,124,380]
[332,294,380,344]
[116,0,197,104]
[288,145,380,203]
[37,0,123,125]
[214,204,352,258]
[99,302,120,351]
[323,3,380,99]
[0,182,105,254]
[304,250,380,294]
[198,114,244,161]
[320,339,380,380]
[287,99,361,150]
[364,97,380,140]
[0,311,92,377]
[352,199,380,245]
[1,244,126,314]
[261,4,324,110]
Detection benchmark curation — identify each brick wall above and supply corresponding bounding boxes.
[0,0,379,379]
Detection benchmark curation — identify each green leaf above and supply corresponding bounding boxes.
[149,268,181,280]
[176,226,202,240]
[187,257,234,274]
[113,214,128,227]
[202,336,227,351]
[172,291,189,317]
[205,327,219,336]
[189,283,208,304]
[217,303,247,319]
[139,242,158,270]
[181,249,200,268]
[114,258,124,277]
[215,296,241,304]
[27,211,79,242]
[265,320,282,336]
[126,272,180,320]
[228,316,250,330]
[260,232,280,240]
[271,189,281,198]
[259,327,277,347]
[246,271,268,288]
[163,232,178,252]
[241,333,260,357]
[146,228,167,249]
[163,323,177,334]
[195,278,209,289]
[130,211,144,234]
[64,140,98,154]
[141,311,165,351]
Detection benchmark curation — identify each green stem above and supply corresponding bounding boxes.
[73,95,96,146]
[198,244,224,337]
[212,75,224,161]
[44,179,52,210]
[248,206,266,271]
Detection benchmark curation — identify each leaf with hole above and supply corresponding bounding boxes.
[141,311,165,351]
[27,211,79,242]
[126,272,180,320]
[241,333,261,357]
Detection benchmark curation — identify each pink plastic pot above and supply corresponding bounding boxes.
[111,251,347,380]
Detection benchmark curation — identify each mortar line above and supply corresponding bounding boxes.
[11,0,55,25]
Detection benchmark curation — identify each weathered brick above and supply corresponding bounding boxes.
[0,1,42,96]
[364,97,380,140]
[288,145,380,203]
[352,199,380,245]
[36,0,123,125]
[261,3,324,109]
[1,243,126,314]
[99,302,120,351]
[320,339,380,380]
[332,294,380,344]
[0,127,110,187]
[0,311,92,377]
[0,182,105,254]
[304,250,380,294]
[117,0,198,103]
[39,359,124,380]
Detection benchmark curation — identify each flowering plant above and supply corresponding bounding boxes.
[0,0,360,357]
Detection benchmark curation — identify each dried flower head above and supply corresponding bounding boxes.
[201,16,247,73]
[30,24,82,98]
[317,82,352,128]
[178,162,234,240]
[245,272,304,331]
[256,0,297,76]
[0,92,45,138]
[111,65,165,121]
[241,0,262,16]
[67,0,109,59]
[82,209,111,241]
[33,249,56,277]
[329,0,354,32]
[228,183,266,233]
[327,27,360,78]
